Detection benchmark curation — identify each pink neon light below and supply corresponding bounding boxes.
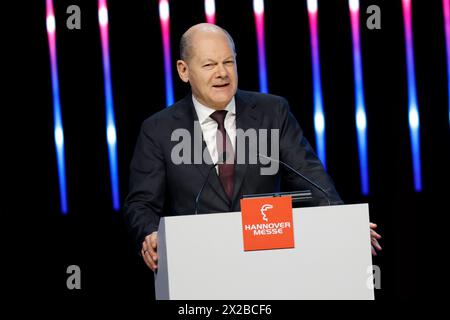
[46,0,58,93]
[205,0,216,24]
[307,0,318,14]
[444,0,450,49]
[159,0,170,48]
[349,0,359,12]
[253,0,268,93]
[402,0,413,44]
[98,0,110,76]
[254,0,264,15]
[159,0,170,22]
[98,2,108,27]
[308,2,318,51]
[444,0,450,43]
[349,2,361,82]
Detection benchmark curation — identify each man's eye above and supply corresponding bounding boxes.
[203,64,213,67]
[225,61,234,65]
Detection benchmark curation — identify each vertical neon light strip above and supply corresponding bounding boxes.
[444,0,450,125]
[402,0,422,191]
[253,0,268,93]
[349,0,369,195]
[98,0,120,210]
[46,0,68,214]
[159,0,174,106]
[205,0,216,24]
[307,0,326,169]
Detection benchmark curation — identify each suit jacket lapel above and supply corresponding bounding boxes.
[231,90,258,207]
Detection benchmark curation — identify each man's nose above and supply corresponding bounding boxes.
[216,63,228,78]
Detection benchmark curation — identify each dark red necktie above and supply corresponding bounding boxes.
[210,110,235,201]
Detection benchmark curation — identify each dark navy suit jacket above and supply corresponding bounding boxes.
[124,90,342,250]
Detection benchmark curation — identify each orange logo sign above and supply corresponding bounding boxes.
[240,196,295,251]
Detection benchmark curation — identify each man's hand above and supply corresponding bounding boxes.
[142,231,158,271]
[370,223,382,256]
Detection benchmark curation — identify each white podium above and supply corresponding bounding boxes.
[155,203,374,300]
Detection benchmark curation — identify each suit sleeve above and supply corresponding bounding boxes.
[123,117,167,253]
[277,97,343,205]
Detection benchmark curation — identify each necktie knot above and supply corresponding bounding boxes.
[209,110,228,128]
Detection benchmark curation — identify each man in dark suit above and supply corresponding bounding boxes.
[124,23,382,271]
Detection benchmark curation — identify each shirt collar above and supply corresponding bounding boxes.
[192,95,236,125]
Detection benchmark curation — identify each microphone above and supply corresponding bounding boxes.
[258,153,331,206]
[194,152,228,215]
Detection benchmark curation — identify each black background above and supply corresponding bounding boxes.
[10,0,449,308]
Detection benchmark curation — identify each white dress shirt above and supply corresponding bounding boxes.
[192,95,236,172]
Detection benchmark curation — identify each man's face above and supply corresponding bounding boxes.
[181,32,238,109]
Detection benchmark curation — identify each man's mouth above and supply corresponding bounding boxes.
[212,83,230,88]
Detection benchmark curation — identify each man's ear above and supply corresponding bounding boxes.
[176,60,189,83]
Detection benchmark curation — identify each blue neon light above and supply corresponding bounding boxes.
[403,0,422,191]
[350,0,370,195]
